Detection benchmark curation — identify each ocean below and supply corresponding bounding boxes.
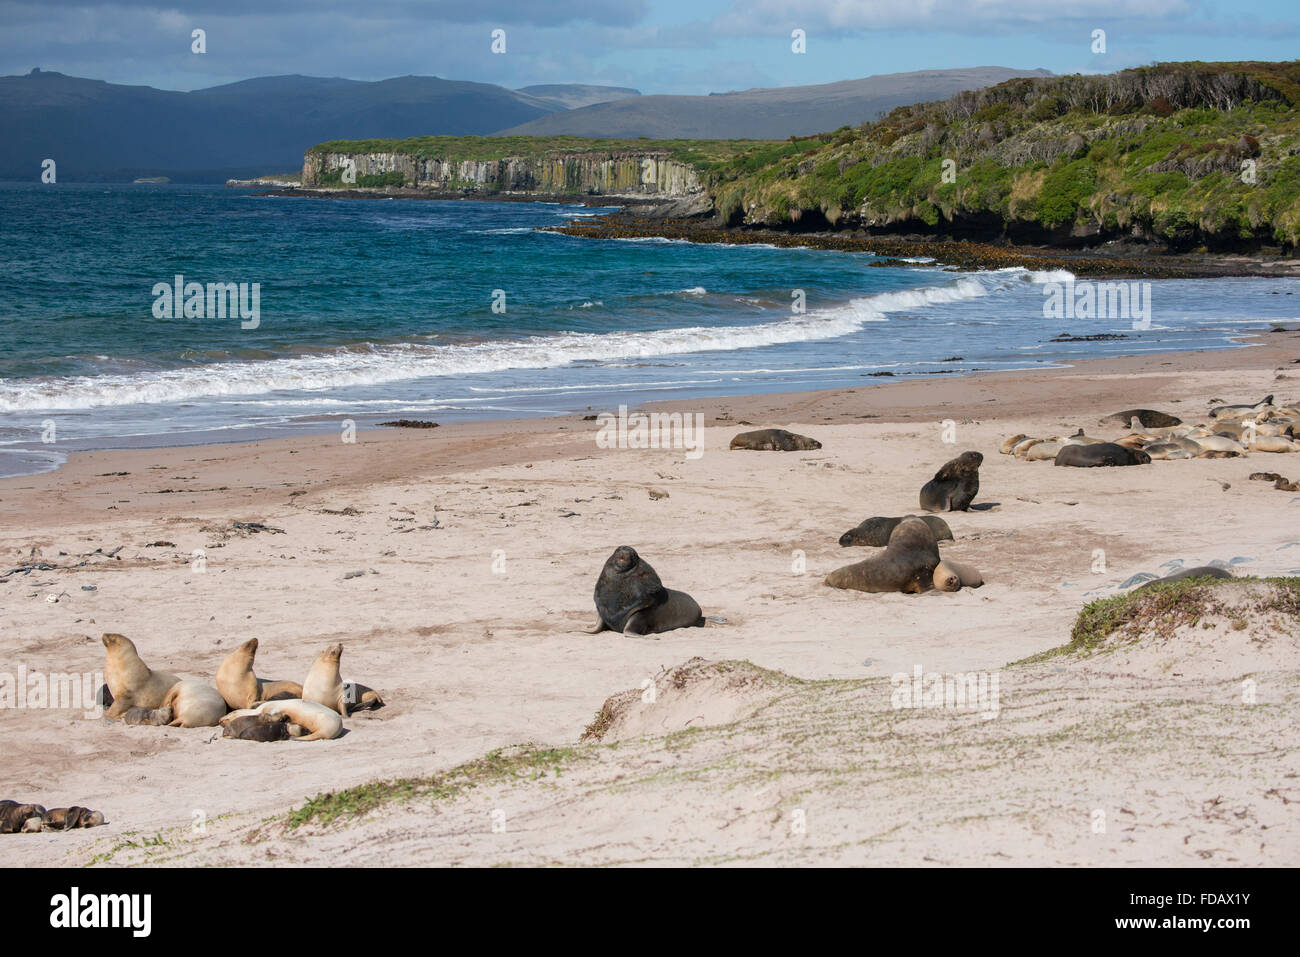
[2,182,1298,477]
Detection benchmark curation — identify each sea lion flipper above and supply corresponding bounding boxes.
[581,613,607,634]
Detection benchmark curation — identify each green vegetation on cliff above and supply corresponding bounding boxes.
[709,61,1300,248]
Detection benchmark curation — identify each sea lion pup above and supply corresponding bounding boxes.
[255,699,343,741]
[584,545,705,636]
[0,801,47,834]
[159,680,228,728]
[729,429,821,451]
[220,710,291,742]
[1249,471,1286,483]
[1054,443,1151,467]
[216,638,304,710]
[41,806,105,830]
[101,633,182,718]
[825,517,941,594]
[932,558,984,592]
[121,705,173,726]
[839,514,953,547]
[919,451,982,511]
[1134,566,1233,590]
[1210,394,1273,418]
[1100,409,1183,429]
[301,643,385,716]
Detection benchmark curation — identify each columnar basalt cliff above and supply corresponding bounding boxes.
[302,149,704,198]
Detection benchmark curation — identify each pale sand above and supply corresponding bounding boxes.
[2,334,1299,865]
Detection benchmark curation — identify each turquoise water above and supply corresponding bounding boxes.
[2,182,1299,476]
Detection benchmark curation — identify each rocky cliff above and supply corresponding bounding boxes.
[301,149,703,198]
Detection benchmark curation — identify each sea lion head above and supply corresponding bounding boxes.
[322,642,343,664]
[241,637,259,656]
[102,633,128,651]
[608,546,640,573]
[1129,448,1152,464]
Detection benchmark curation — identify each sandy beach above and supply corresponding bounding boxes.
[3,333,1300,866]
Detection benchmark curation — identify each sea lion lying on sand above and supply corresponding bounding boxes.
[839,514,953,547]
[1099,409,1182,429]
[585,545,705,636]
[729,429,821,451]
[919,451,982,511]
[1210,394,1273,418]
[220,710,291,742]
[1134,566,1233,590]
[1,801,105,833]
[222,699,343,741]
[933,558,984,592]
[1054,443,1151,467]
[825,517,942,594]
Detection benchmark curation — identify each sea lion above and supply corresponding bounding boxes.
[1054,443,1151,467]
[1100,409,1183,429]
[919,451,982,511]
[255,699,343,741]
[839,514,953,547]
[932,558,984,592]
[1250,436,1300,453]
[0,802,46,834]
[1012,437,1046,458]
[121,705,173,726]
[1134,566,1233,590]
[1210,394,1273,418]
[1061,428,1106,445]
[999,434,1028,455]
[1249,471,1286,483]
[220,710,291,742]
[40,806,105,830]
[101,633,182,718]
[301,643,385,716]
[159,680,227,728]
[216,638,304,710]
[825,517,941,594]
[585,545,705,636]
[729,429,821,451]
[1023,441,1064,461]
[1143,442,1193,460]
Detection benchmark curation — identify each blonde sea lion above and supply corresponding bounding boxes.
[101,633,182,718]
[1210,394,1273,418]
[932,558,984,592]
[301,643,385,716]
[825,517,941,594]
[1143,442,1193,460]
[1249,436,1300,453]
[1023,441,1063,461]
[999,434,1028,455]
[919,451,982,511]
[216,638,304,710]
[160,680,228,728]
[256,699,343,741]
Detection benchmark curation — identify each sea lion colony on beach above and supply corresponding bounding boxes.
[11,395,1288,833]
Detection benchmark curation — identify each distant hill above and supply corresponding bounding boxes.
[516,84,641,110]
[0,70,563,182]
[495,67,1054,139]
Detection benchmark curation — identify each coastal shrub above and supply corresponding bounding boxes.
[1037,159,1098,226]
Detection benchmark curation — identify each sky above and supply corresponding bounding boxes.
[3,0,1299,95]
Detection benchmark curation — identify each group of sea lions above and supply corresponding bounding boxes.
[1003,395,1300,466]
[100,633,383,742]
[1,800,105,834]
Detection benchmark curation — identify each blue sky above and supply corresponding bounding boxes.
[3,0,1299,93]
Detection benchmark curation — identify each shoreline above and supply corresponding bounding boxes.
[5,332,1296,504]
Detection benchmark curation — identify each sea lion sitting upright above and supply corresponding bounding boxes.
[919,451,982,512]
[1054,443,1151,467]
[729,429,821,451]
[302,643,385,717]
[839,514,953,547]
[825,517,941,594]
[585,545,705,636]
[216,638,304,710]
[101,633,182,718]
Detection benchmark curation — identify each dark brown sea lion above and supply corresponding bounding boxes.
[919,451,982,512]
[1249,472,1286,483]
[121,705,173,726]
[1099,409,1183,429]
[729,429,821,451]
[0,801,46,833]
[1134,566,1233,590]
[824,517,941,594]
[40,806,105,830]
[1054,443,1151,467]
[585,546,705,636]
[221,711,291,742]
[839,514,954,547]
